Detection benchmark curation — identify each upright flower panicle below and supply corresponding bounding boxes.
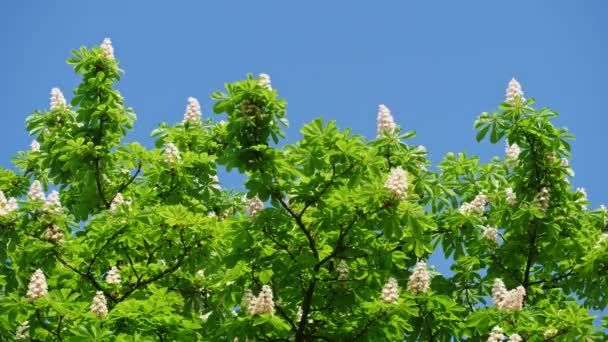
[27,269,48,300]
[505,187,517,205]
[491,278,507,305]
[45,190,62,214]
[509,333,523,342]
[100,38,115,60]
[0,190,18,216]
[407,261,430,294]
[381,277,399,304]
[210,175,221,190]
[91,291,108,317]
[459,192,488,216]
[576,187,588,210]
[483,227,499,244]
[543,328,557,339]
[44,224,65,245]
[15,321,30,340]
[254,285,275,315]
[487,326,505,342]
[164,143,180,164]
[337,260,349,281]
[505,78,525,104]
[505,143,521,163]
[534,187,550,211]
[183,97,202,124]
[28,180,46,202]
[244,195,264,217]
[376,104,397,137]
[492,278,525,311]
[385,167,408,200]
[105,266,121,285]
[30,140,40,153]
[50,87,67,110]
[110,193,124,212]
[258,73,272,89]
[243,289,257,315]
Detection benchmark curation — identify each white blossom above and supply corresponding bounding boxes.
[258,73,272,90]
[253,285,275,315]
[509,333,522,342]
[407,261,430,294]
[196,269,205,278]
[459,192,488,216]
[491,279,507,306]
[296,306,303,322]
[31,140,41,153]
[27,269,48,300]
[15,321,30,340]
[505,143,521,163]
[100,38,115,60]
[505,187,517,205]
[183,97,202,124]
[45,190,62,214]
[50,87,67,110]
[109,192,124,212]
[0,190,18,216]
[337,260,349,281]
[200,311,212,322]
[483,227,499,244]
[381,277,399,304]
[91,291,108,317]
[243,289,257,315]
[576,187,588,210]
[487,326,505,342]
[244,195,264,217]
[44,224,65,245]
[158,259,166,267]
[385,167,408,200]
[210,175,221,190]
[164,142,180,164]
[28,180,46,202]
[105,266,121,285]
[543,328,557,339]
[534,187,550,211]
[376,104,397,137]
[492,278,525,311]
[505,78,525,104]
[561,158,569,168]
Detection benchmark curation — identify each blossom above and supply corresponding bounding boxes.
[253,285,275,315]
[200,311,212,322]
[407,261,430,294]
[491,279,507,305]
[377,104,397,137]
[243,289,257,315]
[45,190,62,214]
[492,278,525,311]
[244,195,264,217]
[543,328,557,339]
[258,73,272,89]
[164,143,180,164]
[15,321,30,340]
[91,291,108,317]
[381,277,399,304]
[210,175,221,190]
[109,192,124,212]
[534,187,550,211]
[487,326,505,342]
[183,97,202,124]
[509,334,522,342]
[105,266,121,285]
[505,187,517,205]
[296,306,303,322]
[44,224,65,244]
[28,180,46,202]
[0,190,18,216]
[459,192,488,216]
[337,260,349,281]
[31,140,40,153]
[483,227,499,243]
[27,269,48,300]
[561,158,569,167]
[196,269,205,278]
[576,187,588,210]
[100,38,115,60]
[505,78,525,104]
[50,87,67,110]
[505,143,521,163]
[385,167,408,200]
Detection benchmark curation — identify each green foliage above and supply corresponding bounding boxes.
[0,41,606,341]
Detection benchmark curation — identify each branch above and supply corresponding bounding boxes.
[114,160,142,195]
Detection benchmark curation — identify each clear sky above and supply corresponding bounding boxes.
[1,0,607,325]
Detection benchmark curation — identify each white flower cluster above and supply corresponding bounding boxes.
[44,224,65,245]
[91,291,108,317]
[28,180,46,202]
[384,167,408,200]
[487,326,505,342]
[483,227,499,244]
[164,143,180,164]
[0,190,18,216]
[492,278,525,311]
[200,311,212,322]
[100,38,115,60]
[196,269,205,278]
[210,175,221,190]
[27,269,48,300]
[509,333,523,342]
[381,277,399,304]
[561,158,569,168]
[31,140,41,153]
[505,78,525,104]
[46,190,62,214]
[459,193,488,216]
[576,187,588,210]
[505,187,517,205]
[15,321,30,340]
[50,87,67,110]
[110,192,125,212]
[407,260,430,294]
[337,260,349,281]
[244,195,264,217]
[258,73,272,90]
[105,266,121,285]
[183,97,202,124]
[244,285,275,315]
[543,328,557,339]
[376,104,397,137]
[505,143,521,163]
[534,187,550,211]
